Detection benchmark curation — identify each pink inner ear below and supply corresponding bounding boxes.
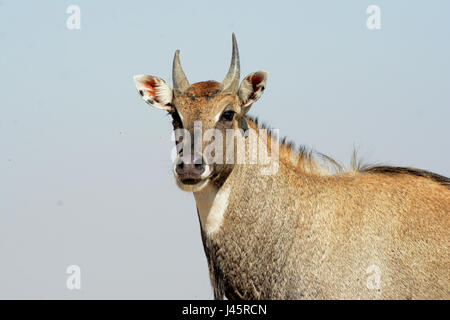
[143,79,157,100]
[247,73,264,91]
[242,73,265,105]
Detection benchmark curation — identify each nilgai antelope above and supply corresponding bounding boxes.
[133,34,449,299]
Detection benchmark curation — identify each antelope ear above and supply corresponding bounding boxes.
[133,75,173,111]
[238,71,268,114]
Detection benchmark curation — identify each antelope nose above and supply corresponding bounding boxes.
[175,154,205,178]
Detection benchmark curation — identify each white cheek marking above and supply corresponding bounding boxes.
[214,110,222,123]
[200,164,212,179]
[194,182,231,236]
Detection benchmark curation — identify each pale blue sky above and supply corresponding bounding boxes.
[0,0,449,298]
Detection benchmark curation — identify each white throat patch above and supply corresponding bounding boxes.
[194,182,232,236]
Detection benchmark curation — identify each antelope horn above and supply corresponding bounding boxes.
[221,33,240,94]
[172,50,190,96]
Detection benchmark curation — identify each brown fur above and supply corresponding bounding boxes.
[166,84,450,299]
[136,70,449,299]
[185,81,221,100]
[200,116,450,300]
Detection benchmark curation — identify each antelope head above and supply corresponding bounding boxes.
[133,34,268,192]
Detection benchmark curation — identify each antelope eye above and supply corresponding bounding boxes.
[221,110,235,122]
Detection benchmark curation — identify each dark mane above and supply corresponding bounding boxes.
[245,115,449,187]
[362,166,450,188]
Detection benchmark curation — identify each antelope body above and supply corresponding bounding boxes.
[134,34,450,299]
